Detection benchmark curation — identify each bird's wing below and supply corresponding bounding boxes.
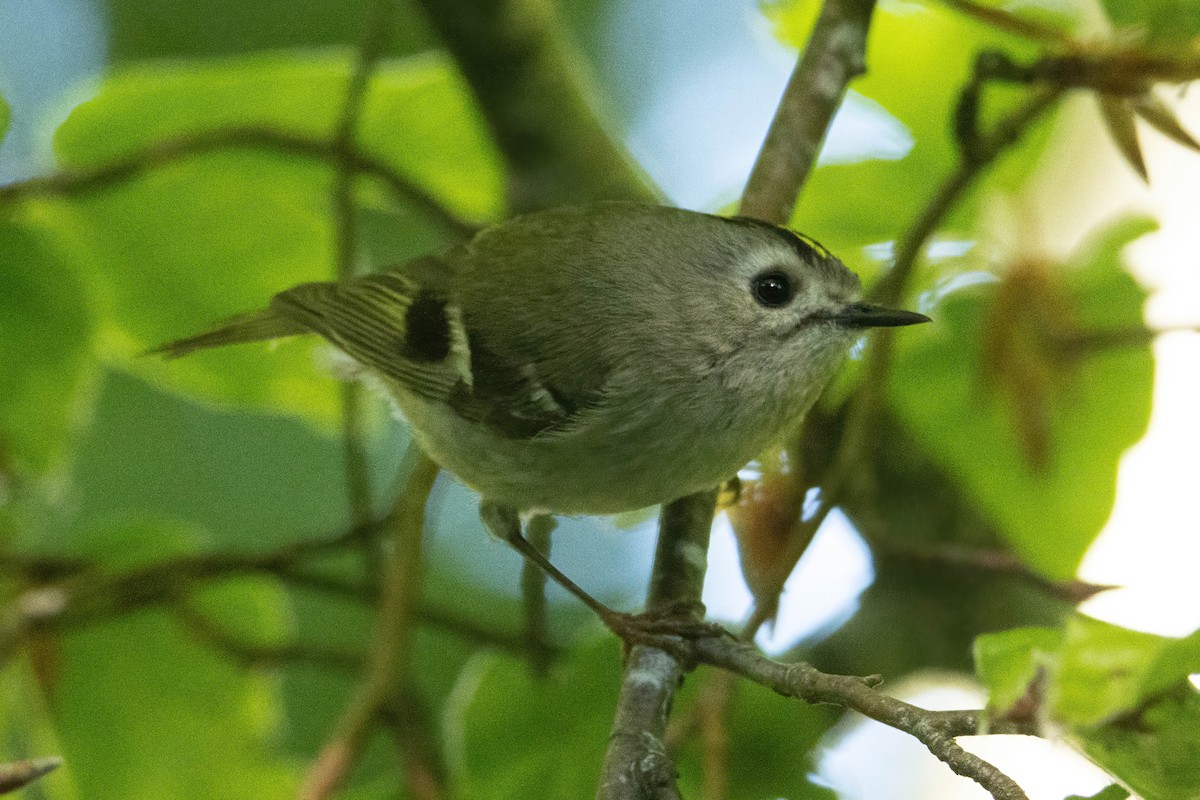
[272,262,594,439]
[270,265,471,402]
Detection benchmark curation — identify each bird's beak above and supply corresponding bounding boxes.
[828,302,931,329]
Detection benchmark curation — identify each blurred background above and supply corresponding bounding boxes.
[1,0,1198,798]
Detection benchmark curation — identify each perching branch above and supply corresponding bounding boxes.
[691,638,1037,800]
[598,0,883,794]
[597,490,717,800]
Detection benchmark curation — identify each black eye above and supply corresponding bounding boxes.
[751,271,795,308]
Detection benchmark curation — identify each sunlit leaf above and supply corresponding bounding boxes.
[46,53,500,424]
[975,626,1063,715]
[1068,783,1132,799]
[977,617,1200,799]
[889,217,1154,578]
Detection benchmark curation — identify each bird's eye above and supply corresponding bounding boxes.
[750,271,795,308]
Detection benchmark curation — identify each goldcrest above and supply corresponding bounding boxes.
[155,202,928,529]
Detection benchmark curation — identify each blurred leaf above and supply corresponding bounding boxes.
[889,217,1154,579]
[974,625,1063,714]
[1098,0,1200,48]
[976,617,1200,800]
[53,519,299,800]
[726,447,811,615]
[1098,96,1149,181]
[674,677,839,800]
[104,0,434,62]
[46,53,499,423]
[0,657,77,800]
[446,638,621,800]
[0,212,95,474]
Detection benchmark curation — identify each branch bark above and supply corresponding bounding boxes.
[597,491,717,800]
[739,0,878,225]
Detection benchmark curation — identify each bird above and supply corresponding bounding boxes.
[153,201,929,625]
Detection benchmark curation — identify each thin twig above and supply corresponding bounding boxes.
[739,0,878,224]
[0,527,553,661]
[299,454,439,800]
[693,639,1036,800]
[805,86,1065,537]
[0,126,477,239]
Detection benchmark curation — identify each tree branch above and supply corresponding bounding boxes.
[693,638,1036,800]
[0,126,477,239]
[739,0,878,224]
[597,490,717,800]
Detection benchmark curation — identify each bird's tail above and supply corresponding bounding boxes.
[148,308,307,359]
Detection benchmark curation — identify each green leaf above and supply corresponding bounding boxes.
[0,657,79,800]
[975,618,1200,800]
[1067,785,1131,800]
[48,53,500,423]
[53,519,299,800]
[675,678,839,800]
[1079,689,1200,800]
[445,638,622,800]
[889,217,1155,578]
[0,212,95,473]
[104,0,434,63]
[974,626,1063,714]
[1053,615,1180,726]
[1098,0,1200,48]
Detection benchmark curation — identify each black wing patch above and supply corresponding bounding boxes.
[268,266,593,440]
[448,328,584,439]
[269,271,468,402]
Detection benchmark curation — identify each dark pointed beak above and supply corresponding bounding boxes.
[828,302,931,329]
